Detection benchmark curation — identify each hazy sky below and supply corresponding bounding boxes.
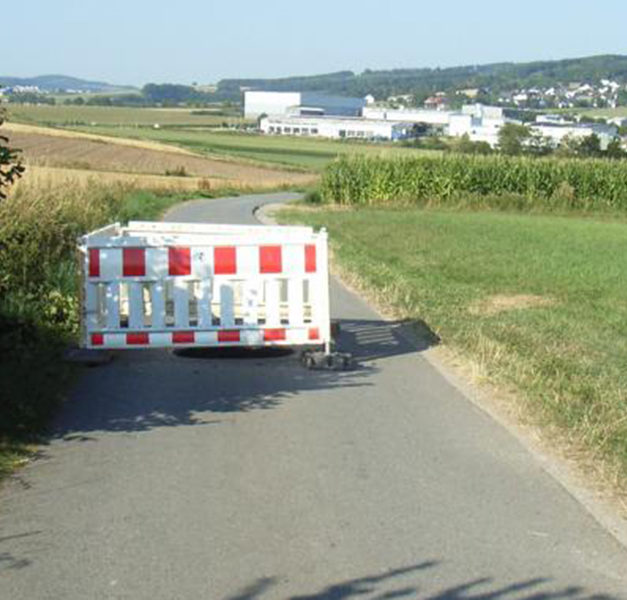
[8,0,627,85]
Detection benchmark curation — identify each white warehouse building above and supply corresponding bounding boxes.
[448,105,510,147]
[245,91,366,119]
[259,115,414,141]
[530,121,618,150]
[362,106,451,126]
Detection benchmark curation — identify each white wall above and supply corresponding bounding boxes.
[245,91,301,118]
[530,124,618,150]
[448,113,502,147]
[259,116,410,140]
[362,107,451,125]
[245,91,365,118]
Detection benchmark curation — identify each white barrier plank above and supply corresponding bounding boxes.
[265,280,280,327]
[243,280,260,325]
[146,247,168,279]
[106,283,120,329]
[288,278,304,327]
[173,281,190,328]
[220,282,235,327]
[152,282,166,329]
[198,280,212,328]
[128,283,144,329]
[85,284,100,331]
[100,248,122,281]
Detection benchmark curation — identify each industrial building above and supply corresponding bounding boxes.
[362,106,451,126]
[447,105,509,147]
[530,120,618,149]
[244,91,366,119]
[259,115,414,141]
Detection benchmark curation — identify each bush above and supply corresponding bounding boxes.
[304,189,323,204]
[164,166,188,177]
[0,176,193,445]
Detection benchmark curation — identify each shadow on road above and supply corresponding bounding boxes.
[44,316,438,438]
[339,317,439,362]
[226,560,618,600]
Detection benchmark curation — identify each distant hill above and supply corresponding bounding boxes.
[0,74,136,93]
[217,54,627,100]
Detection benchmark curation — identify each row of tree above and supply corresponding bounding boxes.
[217,55,627,102]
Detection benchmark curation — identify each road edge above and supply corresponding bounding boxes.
[256,202,627,552]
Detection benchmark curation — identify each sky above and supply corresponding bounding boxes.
[7,0,627,86]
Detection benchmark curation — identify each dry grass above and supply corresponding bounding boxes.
[4,121,195,155]
[468,294,556,316]
[18,166,230,192]
[7,127,317,189]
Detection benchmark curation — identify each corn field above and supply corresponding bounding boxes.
[320,154,627,211]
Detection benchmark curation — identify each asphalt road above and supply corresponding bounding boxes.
[1,192,626,599]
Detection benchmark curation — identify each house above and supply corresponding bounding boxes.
[424,95,449,111]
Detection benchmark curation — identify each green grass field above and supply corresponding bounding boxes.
[552,106,627,120]
[7,104,243,128]
[279,205,627,483]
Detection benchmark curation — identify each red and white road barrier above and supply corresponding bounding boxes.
[78,221,331,351]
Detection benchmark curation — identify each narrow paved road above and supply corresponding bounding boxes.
[2,193,626,599]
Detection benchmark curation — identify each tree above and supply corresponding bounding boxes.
[498,123,531,155]
[526,131,554,156]
[0,108,24,200]
[606,138,625,159]
[577,134,602,157]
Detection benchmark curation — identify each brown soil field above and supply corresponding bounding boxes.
[5,125,316,188]
[4,122,195,155]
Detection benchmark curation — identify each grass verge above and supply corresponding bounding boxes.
[278,204,627,489]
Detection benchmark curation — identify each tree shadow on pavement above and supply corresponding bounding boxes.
[48,316,430,438]
[226,560,618,600]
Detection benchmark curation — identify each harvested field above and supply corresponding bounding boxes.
[7,127,316,188]
[4,122,195,155]
[19,166,247,192]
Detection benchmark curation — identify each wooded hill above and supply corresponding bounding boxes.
[217,54,627,100]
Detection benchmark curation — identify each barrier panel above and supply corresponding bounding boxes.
[78,221,331,351]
